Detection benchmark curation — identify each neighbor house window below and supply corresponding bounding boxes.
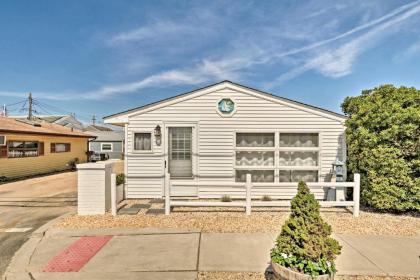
[101,143,113,152]
[8,141,39,158]
[279,133,319,182]
[133,133,151,151]
[51,143,71,153]
[235,133,275,182]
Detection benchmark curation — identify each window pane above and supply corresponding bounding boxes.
[24,141,38,149]
[235,170,274,182]
[102,143,112,151]
[236,151,274,166]
[8,141,38,158]
[279,170,291,182]
[279,133,318,147]
[134,133,151,150]
[10,141,24,148]
[55,143,67,152]
[236,133,274,147]
[291,170,318,182]
[279,151,318,166]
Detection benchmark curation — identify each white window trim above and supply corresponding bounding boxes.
[132,131,153,153]
[278,132,321,182]
[234,131,276,182]
[101,143,113,152]
[0,135,6,146]
[233,130,322,182]
[215,96,237,117]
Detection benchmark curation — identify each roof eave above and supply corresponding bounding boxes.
[103,80,347,123]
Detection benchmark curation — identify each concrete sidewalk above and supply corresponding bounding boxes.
[4,228,420,280]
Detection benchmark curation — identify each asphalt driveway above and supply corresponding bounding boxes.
[0,172,77,277]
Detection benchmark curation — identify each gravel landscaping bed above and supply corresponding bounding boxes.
[197,273,419,280]
[55,199,420,235]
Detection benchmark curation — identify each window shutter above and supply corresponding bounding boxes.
[38,142,44,156]
[51,143,56,153]
[66,143,71,152]
[0,142,7,158]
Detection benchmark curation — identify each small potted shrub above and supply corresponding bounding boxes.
[116,173,125,186]
[271,181,341,279]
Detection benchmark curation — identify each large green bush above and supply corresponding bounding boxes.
[271,181,341,276]
[342,85,420,212]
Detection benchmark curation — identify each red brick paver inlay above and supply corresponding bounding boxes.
[42,235,113,272]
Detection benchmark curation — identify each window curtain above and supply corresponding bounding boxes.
[134,133,151,150]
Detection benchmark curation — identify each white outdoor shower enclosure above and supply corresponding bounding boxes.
[104,81,347,200]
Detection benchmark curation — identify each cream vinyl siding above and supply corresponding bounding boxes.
[123,87,345,198]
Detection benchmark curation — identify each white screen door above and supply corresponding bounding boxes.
[169,127,193,178]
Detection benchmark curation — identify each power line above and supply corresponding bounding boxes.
[5,100,26,107]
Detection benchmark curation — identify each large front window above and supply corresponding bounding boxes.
[279,133,319,182]
[8,141,39,158]
[235,132,320,182]
[235,133,275,182]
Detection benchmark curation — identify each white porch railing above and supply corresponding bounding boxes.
[164,173,360,217]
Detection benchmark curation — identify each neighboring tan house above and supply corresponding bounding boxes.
[0,117,94,180]
[104,81,347,199]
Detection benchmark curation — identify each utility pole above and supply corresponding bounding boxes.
[92,115,96,125]
[1,104,7,117]
[28,92,33,120]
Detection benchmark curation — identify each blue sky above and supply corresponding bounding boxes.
[1,0,420,124]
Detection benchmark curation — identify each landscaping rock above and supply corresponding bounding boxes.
[118,208,140,215]
[145,208,165,215]
[130,204,151,209]
[149,199,164,203]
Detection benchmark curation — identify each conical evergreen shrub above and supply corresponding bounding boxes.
[271,181,341,276]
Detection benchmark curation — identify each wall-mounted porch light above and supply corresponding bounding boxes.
[154,125,161,137]
[154,125,162,146]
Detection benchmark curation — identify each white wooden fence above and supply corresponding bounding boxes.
[165,173,360,217]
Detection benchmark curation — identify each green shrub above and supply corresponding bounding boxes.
[221,195,232,202]
[262,195,272,201]
[271,181,341,277]
[116,173,125,186]
[342,85,420,212]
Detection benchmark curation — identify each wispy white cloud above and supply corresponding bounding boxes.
[109,21,205,44]
[2,1,420,101]
[267,0,420,87]
[394,39,420,61]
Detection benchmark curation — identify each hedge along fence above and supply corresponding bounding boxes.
[165,173,361,217]
[342,85,420,212]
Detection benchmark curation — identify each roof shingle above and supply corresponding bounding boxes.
[0,117,94,138]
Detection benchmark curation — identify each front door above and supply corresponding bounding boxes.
[168,127,193,178]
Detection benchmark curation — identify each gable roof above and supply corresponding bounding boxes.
[89,131,124,142]
[0,117,94,138]
[84,124,113,132]
[104,80,346,123]
[13,115,85,131]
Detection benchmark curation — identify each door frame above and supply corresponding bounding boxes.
[163,122,198,180]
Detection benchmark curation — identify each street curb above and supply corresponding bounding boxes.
[2,211,75,280]
[46,227,201,238]
[32,210,75,238]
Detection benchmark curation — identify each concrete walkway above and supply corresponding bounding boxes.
[4,228,420,280]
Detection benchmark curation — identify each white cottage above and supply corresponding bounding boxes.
[104,81,347,199]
